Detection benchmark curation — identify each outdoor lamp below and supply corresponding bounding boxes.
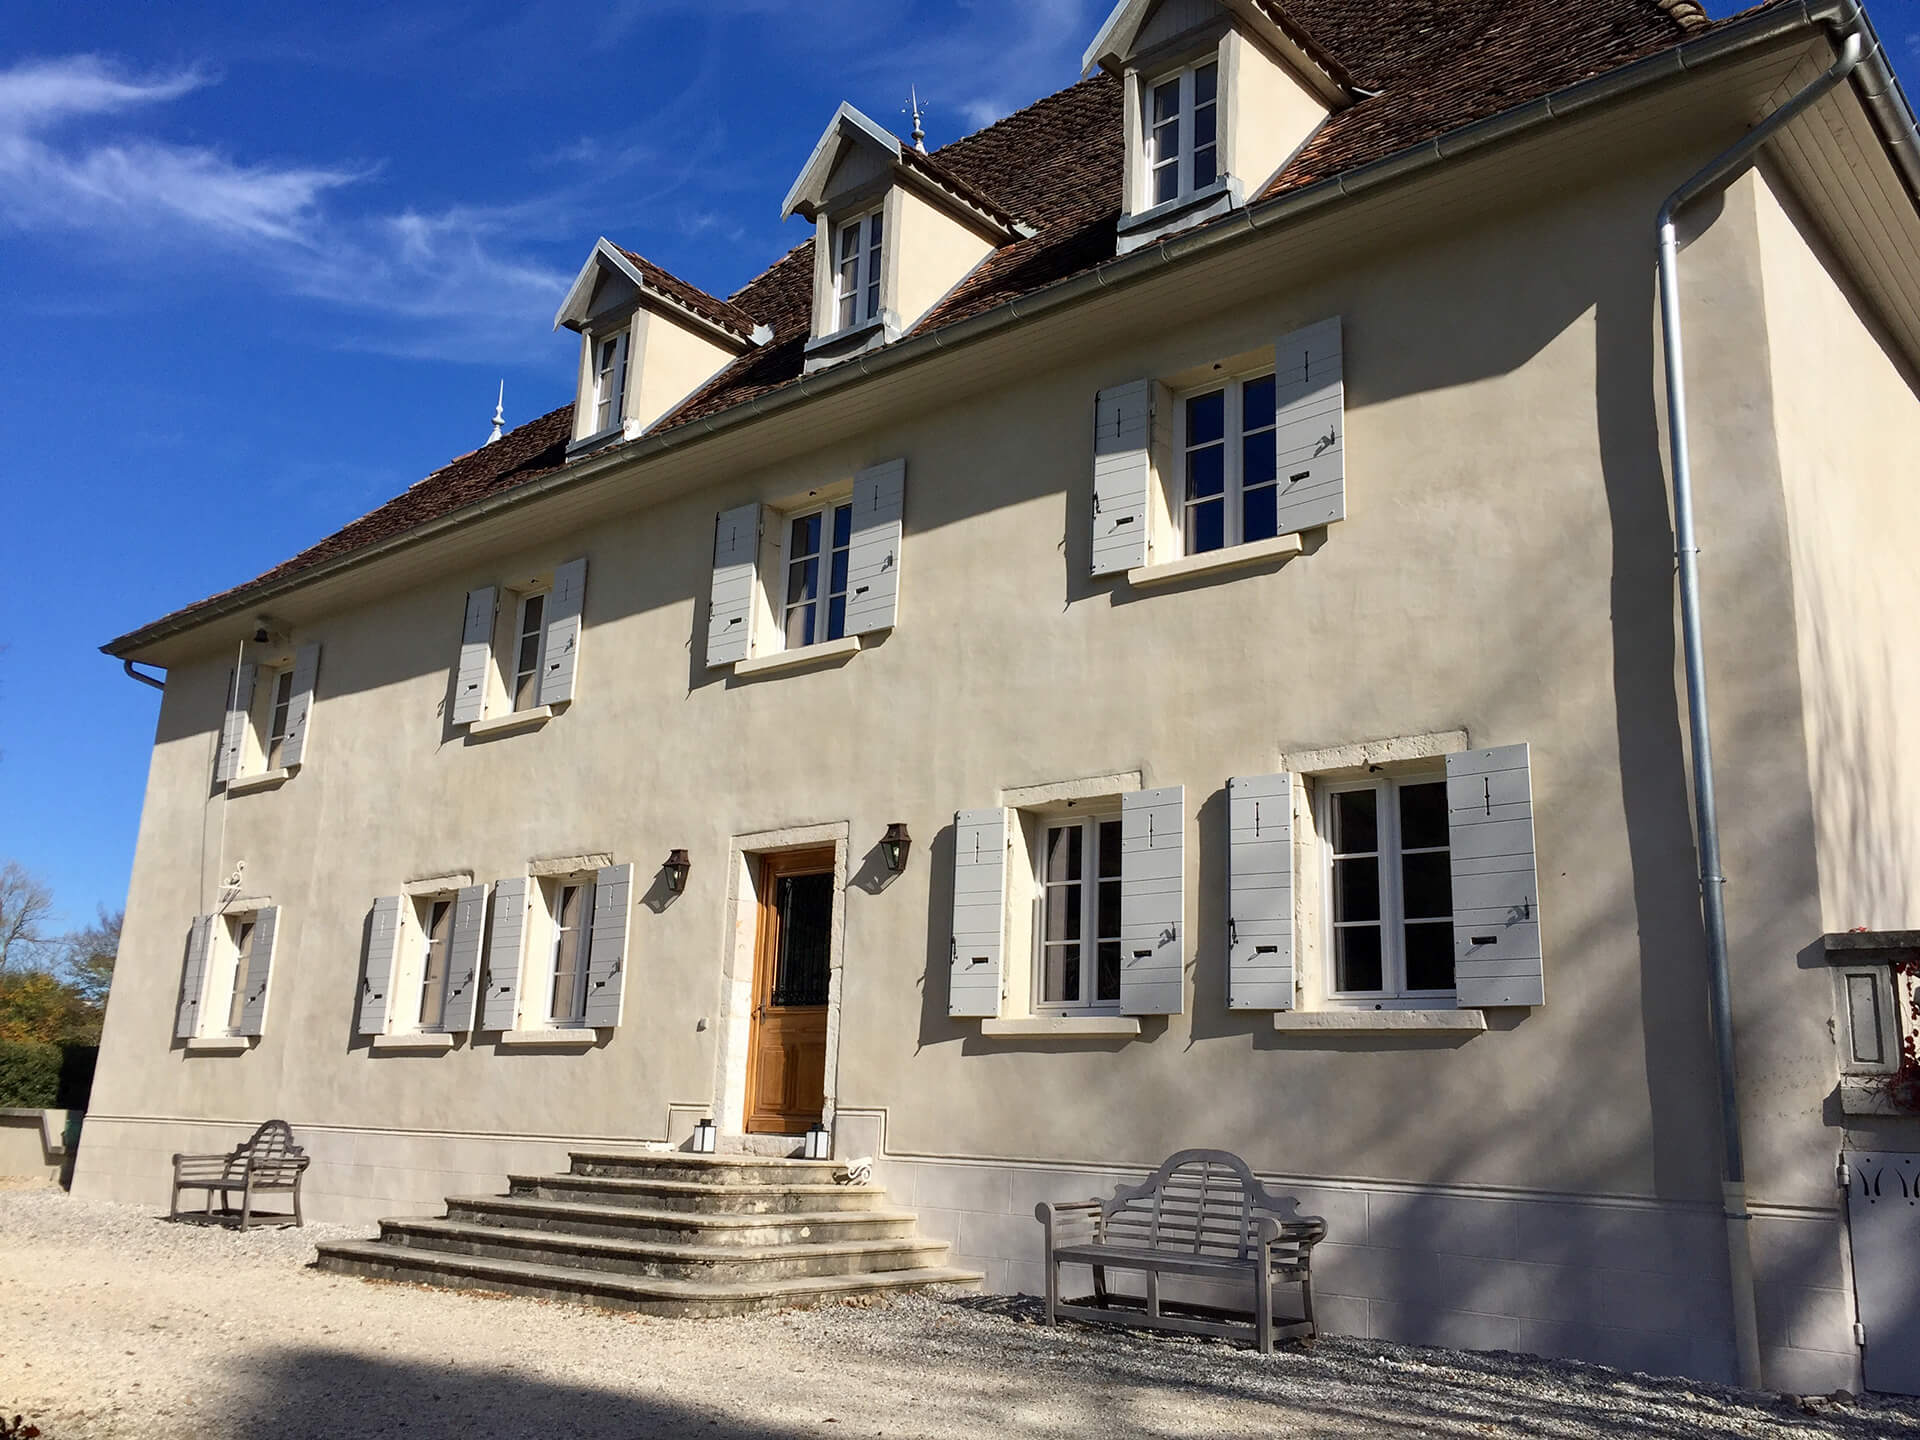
[664,849,692,894]
[881,823,912,875]
[692,1118,716,1154]
[803,1122,831,1161]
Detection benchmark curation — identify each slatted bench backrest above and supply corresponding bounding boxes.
[1101,1149,1293,1262]
[241,1119,304,1185]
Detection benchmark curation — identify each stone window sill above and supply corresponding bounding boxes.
[371,1032,456,1053]
[1116,177,1238,238]
[980,1016,1142,1038]
[184,1036,253,1055]
[1128,533,1305,589]
[1840,1077,1915,1117]
[497,1027,601,1049]
[1272,1009,1488,1033]
[732,636,863,679]
[467,706,552,738]
[227,767,294,795]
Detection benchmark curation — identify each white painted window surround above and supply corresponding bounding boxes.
[1145,59,1219,207]
[1319,771,1458,1008]
[217,644,319,784]
[591,329,629,433]
[176,906,278,1043]
[834,208,885,331]
[452,558,586,729]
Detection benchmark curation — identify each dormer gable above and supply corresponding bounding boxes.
[781,102,1027,373]
[553,238,769,454]
[1084,0,1351,254]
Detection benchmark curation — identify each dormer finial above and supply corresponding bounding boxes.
[487,381,504,446]
[907,86,927,153]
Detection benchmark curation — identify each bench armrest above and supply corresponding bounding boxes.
[1256,1214,1328,1265]
[1035,1199,1104,1246]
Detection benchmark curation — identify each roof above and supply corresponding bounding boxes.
[108,0,1773,654]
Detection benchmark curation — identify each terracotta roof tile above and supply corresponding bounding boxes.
[118,0,1743,649]
[612,246,761,341]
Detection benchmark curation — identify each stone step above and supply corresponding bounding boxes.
[379,1217,949,1281]
[568,1151,844,1186]
[508,1172,883,1214]
[313,1240,980,1317]
[445,1194,922,1246]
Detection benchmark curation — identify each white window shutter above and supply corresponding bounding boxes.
[538,557,588,706]
[441,884,489,1032]
[1121,785,1185,1015]
[1447,744,1545,1008]
[175,916,214,1039]
[482,876,530,1031]
[278,644,321,768]
[215,664,256,782]
[707,503,761,667]
[1092,380,1153,575]
[949,808,1008,1018]
[845,459,905,635]
[452,586,496,725]
[1227,774,1294,1010]
[1270,316,1345,536]
[359,895,403,1035]
[236,905,279,1036]
[584,862,633,1027]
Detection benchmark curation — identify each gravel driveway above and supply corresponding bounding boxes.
[4,1184,1918,1439]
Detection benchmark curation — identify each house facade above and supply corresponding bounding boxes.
[79,0,1920,1396]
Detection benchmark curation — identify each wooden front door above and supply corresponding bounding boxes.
[744,848,834,1134]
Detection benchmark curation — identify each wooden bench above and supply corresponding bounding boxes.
[170,1119,309,1231]
[1034,1148,1327,1353]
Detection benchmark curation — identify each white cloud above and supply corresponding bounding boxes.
[0,54,568,363]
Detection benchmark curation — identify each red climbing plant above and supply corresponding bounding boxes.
[1879,959,1920,1113]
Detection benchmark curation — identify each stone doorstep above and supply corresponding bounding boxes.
[314,1241,980,1317]
[510,1173,883,1214]
[379,1218,950,1279]
[445,1195,923,1246]
[566,1152,846,1184]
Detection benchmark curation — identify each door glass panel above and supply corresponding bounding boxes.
[771,871,832,1007]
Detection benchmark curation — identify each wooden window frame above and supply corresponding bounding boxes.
[776,499,855,651]
[1174,368,1279,556]
[1317,772,1457,1009]
[1145,58,1220,208]
[833,209,884,331]
[544,878,595,1028]
[1032,811,1125,1015]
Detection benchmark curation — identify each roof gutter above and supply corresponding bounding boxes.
[104,0,1917,659]
[1655,17,1868,1396]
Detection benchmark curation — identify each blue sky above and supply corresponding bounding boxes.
[0,0,1911,933]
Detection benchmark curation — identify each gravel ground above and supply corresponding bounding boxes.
[4,1185,1919,1439]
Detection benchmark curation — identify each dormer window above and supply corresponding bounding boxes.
[836,210,885,330]
[1148,61,1218,207]
[591,331,628,432]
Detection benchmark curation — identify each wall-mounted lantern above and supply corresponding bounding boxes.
[881,823,912,875]
[692,1118,716,1154]
[664,849,692,894]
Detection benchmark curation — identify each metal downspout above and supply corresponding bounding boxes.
[1655,27,1863,1393]
[121,659,164,690]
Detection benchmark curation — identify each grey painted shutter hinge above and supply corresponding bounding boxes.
[1838,1155,1852,1188]
[1854,1320,1867,1347]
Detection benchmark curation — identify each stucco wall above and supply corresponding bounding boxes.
[77,116,1885,1388]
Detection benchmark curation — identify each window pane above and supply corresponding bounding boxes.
[1401,851,1454,921]
[1336,925,1384,992]
[1153,78,1181,123]
[1243,484,1277,543]
[1243,374,1275,430]
[786,554,819,607]
[832,503,853,549]
[1044,945,1080,1004]
[840,222,861,263]
[772,872,833,1006]
[1187,389,1225,445]
[828,545,849,597]
[1399,781,1449,851]
[1097,877,1121,941]
[1154,160,1179,206]
[1331,788,1378,853]
[1194,63,1218,104]
[1097,819,1122,878]
[1044,824,1082,883]
[1404,922,1455,992]
[1189,497,1224,554]
[1243,425,1276,489]
[839,290,855,330]
[867,211,883,249]
[826,595,847,641]
[1096,941,1121,1003]
[1333,856,1381,923]
[1193,145,1217,190]
[784,599,816,649]
[1193,103,1216,150]
[790,511,821,558]
[1186,443,1224,500]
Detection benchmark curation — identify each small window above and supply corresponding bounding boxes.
[835,210,884,330]
[1036,816,1124,1012]
[223,915,257,1034]
[592,331,628,432]
[1323,775,1454,1004]
[1179,372,1279,555]
[1146,60,1219,208]
[548,880,594,1026]
[264,668,296,769]
[511,592,546,711]
[781,501,854,649]
[417,897,454,1032]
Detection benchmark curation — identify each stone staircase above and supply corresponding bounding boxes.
[313,1150,978,1316]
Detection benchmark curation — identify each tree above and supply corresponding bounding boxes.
[0,862,55,974]
[64,907,121,1011]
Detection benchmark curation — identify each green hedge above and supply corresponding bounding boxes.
[0,1040,62,1108]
